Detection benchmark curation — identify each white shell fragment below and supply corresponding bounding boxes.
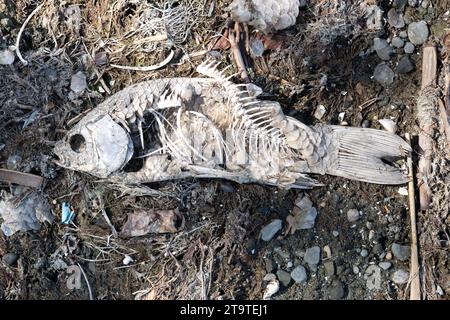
[263,274,280,300]
[378,119,398,133]
[398,187,408,196]
[314,104,327,120]
[0,49,15,65]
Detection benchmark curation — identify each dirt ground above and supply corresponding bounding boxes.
[0,0,449,300]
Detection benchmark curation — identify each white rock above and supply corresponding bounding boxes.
[378,119,398,133]
[347,209,360,223]
[70,71,87,93]
[122,255,134,265]
[0,49,15,65]
[398,187,408,196]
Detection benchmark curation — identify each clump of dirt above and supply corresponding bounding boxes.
[0,0,449,300]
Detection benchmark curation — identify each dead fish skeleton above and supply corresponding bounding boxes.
[54,59,411,189]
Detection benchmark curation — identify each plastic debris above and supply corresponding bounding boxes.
[61,202,75,224]
[0,189,54,236]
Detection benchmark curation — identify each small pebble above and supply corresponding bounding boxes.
[407,21,429,45]
[324,261,335,276]
[291,265,307,284]
[329,281,345,300]
[360,249,369,258]
[304,246,321,270]
[392,243,411,261]
[392,269,410,284]
[2,253,19,266]
[379,262,392,270]
[399,31,408,38]
[332,230,339,237]
[276,269,292,287]
[261,219,282,241]
[373,63,395,86]
[387,8,405,29]
[404,42,415,54]
[347,209,359,223]
[396,56,415,74]
[391,37,405,48]
[353,266,360,274]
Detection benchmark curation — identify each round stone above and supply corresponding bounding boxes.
[407,21,429,45]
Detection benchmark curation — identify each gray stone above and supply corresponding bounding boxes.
[392,243,411,261]
[373,37,388,51]
[365,265,382,290]
[70,71,87,93]
[408,0,418,7]
[379,261,392,270]
[329,281,345,300]
[393,0,408,10]
[250,38,264,57]
[408,21,429,45]
[7,155,22,170]
[347,209,360,223]
[387,9,405,28]
[421,0,429,8]
[377,45,394,61]
[265,259,276,273]
[392,37,405,48]
[396,56,415,74]
[324,261,335,276]
[392,269,409,284]
[2,253,19,266]
[353,266,360,274]
[399,31,408,38]
[261,219,282,241]
[276,269,292,287]
[360,249,369,258]
[332,230,339,237]
[291,265,307,284]
[404,42,415,53]
[304,246,320,269]
[373,63,395,86]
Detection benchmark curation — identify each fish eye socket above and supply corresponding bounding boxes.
[69,134,86,153]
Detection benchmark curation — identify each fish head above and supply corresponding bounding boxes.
[54,114,134,178]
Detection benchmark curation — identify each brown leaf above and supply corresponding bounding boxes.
[120,208,182,237]
[261,34,289,51]
[210,30,231,50]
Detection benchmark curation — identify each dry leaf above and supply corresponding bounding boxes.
[120,208,182,237]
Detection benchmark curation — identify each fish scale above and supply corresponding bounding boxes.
[54,60,411,189]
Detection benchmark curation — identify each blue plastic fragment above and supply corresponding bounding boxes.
[61,202,75,224]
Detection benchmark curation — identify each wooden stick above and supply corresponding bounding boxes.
[417,45,437,210]
[406,133,421,300]
[0,169,44,188]
[228,22,250,83]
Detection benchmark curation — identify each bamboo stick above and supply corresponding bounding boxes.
[406,133,421,300]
